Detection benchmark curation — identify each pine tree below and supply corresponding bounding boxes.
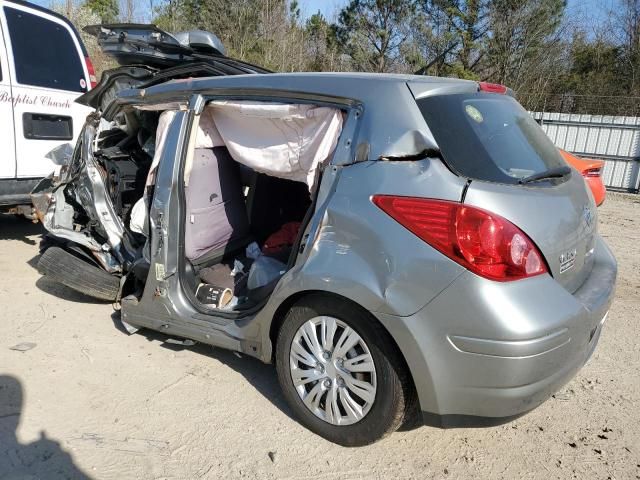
[335,0,416,72]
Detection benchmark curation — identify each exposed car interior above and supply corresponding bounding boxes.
[91,100,344,312]
[94,111,159,227]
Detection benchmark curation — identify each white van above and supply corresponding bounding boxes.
[0,0,94,215]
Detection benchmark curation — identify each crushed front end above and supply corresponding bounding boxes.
[32,109,155,297]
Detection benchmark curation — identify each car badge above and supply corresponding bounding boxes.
[559,249,577,274]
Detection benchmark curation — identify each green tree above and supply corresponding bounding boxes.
[441,0,487,75]
[560,34,628,96]
[484,0,566,91]
[84,0,119,23]
[153,0,311,72]
[305,12,344,71]
[405,1,460,76]
[406,0,491,79]
[335,0,416,72]
[50,0,637,115]
[615,0,640,94]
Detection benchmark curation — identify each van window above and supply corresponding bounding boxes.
[417,93,565,184]
[4,7,86,92]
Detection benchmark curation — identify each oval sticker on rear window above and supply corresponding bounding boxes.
[465,105,483,123]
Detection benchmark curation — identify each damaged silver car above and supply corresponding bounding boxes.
[33,25,617,446]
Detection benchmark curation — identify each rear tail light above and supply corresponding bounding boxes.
[85,57,98,89]
[372,196,547,281]
[582,167,602,178]
[478,82,507,94]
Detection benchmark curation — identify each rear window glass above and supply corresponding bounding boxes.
[4,7,86,93]
[417,93,565,184]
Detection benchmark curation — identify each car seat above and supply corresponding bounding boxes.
[184,147,250,265]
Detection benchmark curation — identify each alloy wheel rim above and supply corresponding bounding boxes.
[289,316,377,426]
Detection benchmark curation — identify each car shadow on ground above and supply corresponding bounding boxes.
[0,214,43,245]
[0,375,93,479]
[110,311,296,423]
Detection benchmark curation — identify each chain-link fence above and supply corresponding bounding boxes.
[518,93,640,118]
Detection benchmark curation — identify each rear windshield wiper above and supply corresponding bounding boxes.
[518,166,571,184]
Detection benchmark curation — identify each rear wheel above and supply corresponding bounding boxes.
[38,246,120,301]
[275,294,411,446]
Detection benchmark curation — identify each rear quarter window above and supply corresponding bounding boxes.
[417,93,565,184]
[4,7,86,93]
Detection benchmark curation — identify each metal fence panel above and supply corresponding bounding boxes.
[531,112,640,192]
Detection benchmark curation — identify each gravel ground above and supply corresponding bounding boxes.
[0,195,638,480]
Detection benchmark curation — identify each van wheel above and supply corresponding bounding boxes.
[275,294,411,446]
[38,246,120,301]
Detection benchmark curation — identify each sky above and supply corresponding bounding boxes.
[298,0,345,21]
[29,0,615,30]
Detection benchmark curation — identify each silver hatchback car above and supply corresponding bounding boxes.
[33,27,616,447]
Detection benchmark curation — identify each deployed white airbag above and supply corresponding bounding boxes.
[146,110,176,186]
[206,101,343,187]
[195,108,225,149]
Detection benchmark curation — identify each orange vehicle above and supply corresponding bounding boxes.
[560,149,606,206]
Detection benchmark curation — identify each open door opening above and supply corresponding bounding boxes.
[179,101,344,313]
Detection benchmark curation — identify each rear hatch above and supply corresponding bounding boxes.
[416,91,596,293]
[77,24,270,110]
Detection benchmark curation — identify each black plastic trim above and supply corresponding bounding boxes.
[421,410,529,428]
[0,178,41,206]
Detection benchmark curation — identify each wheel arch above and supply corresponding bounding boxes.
[267,289,419,410]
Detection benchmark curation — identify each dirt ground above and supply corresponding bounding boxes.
[0,195,638,480]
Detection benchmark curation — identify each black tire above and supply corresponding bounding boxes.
[38,246,120,301]
[275,294,413,447]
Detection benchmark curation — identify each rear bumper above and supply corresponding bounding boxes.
[376,235,616,422]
